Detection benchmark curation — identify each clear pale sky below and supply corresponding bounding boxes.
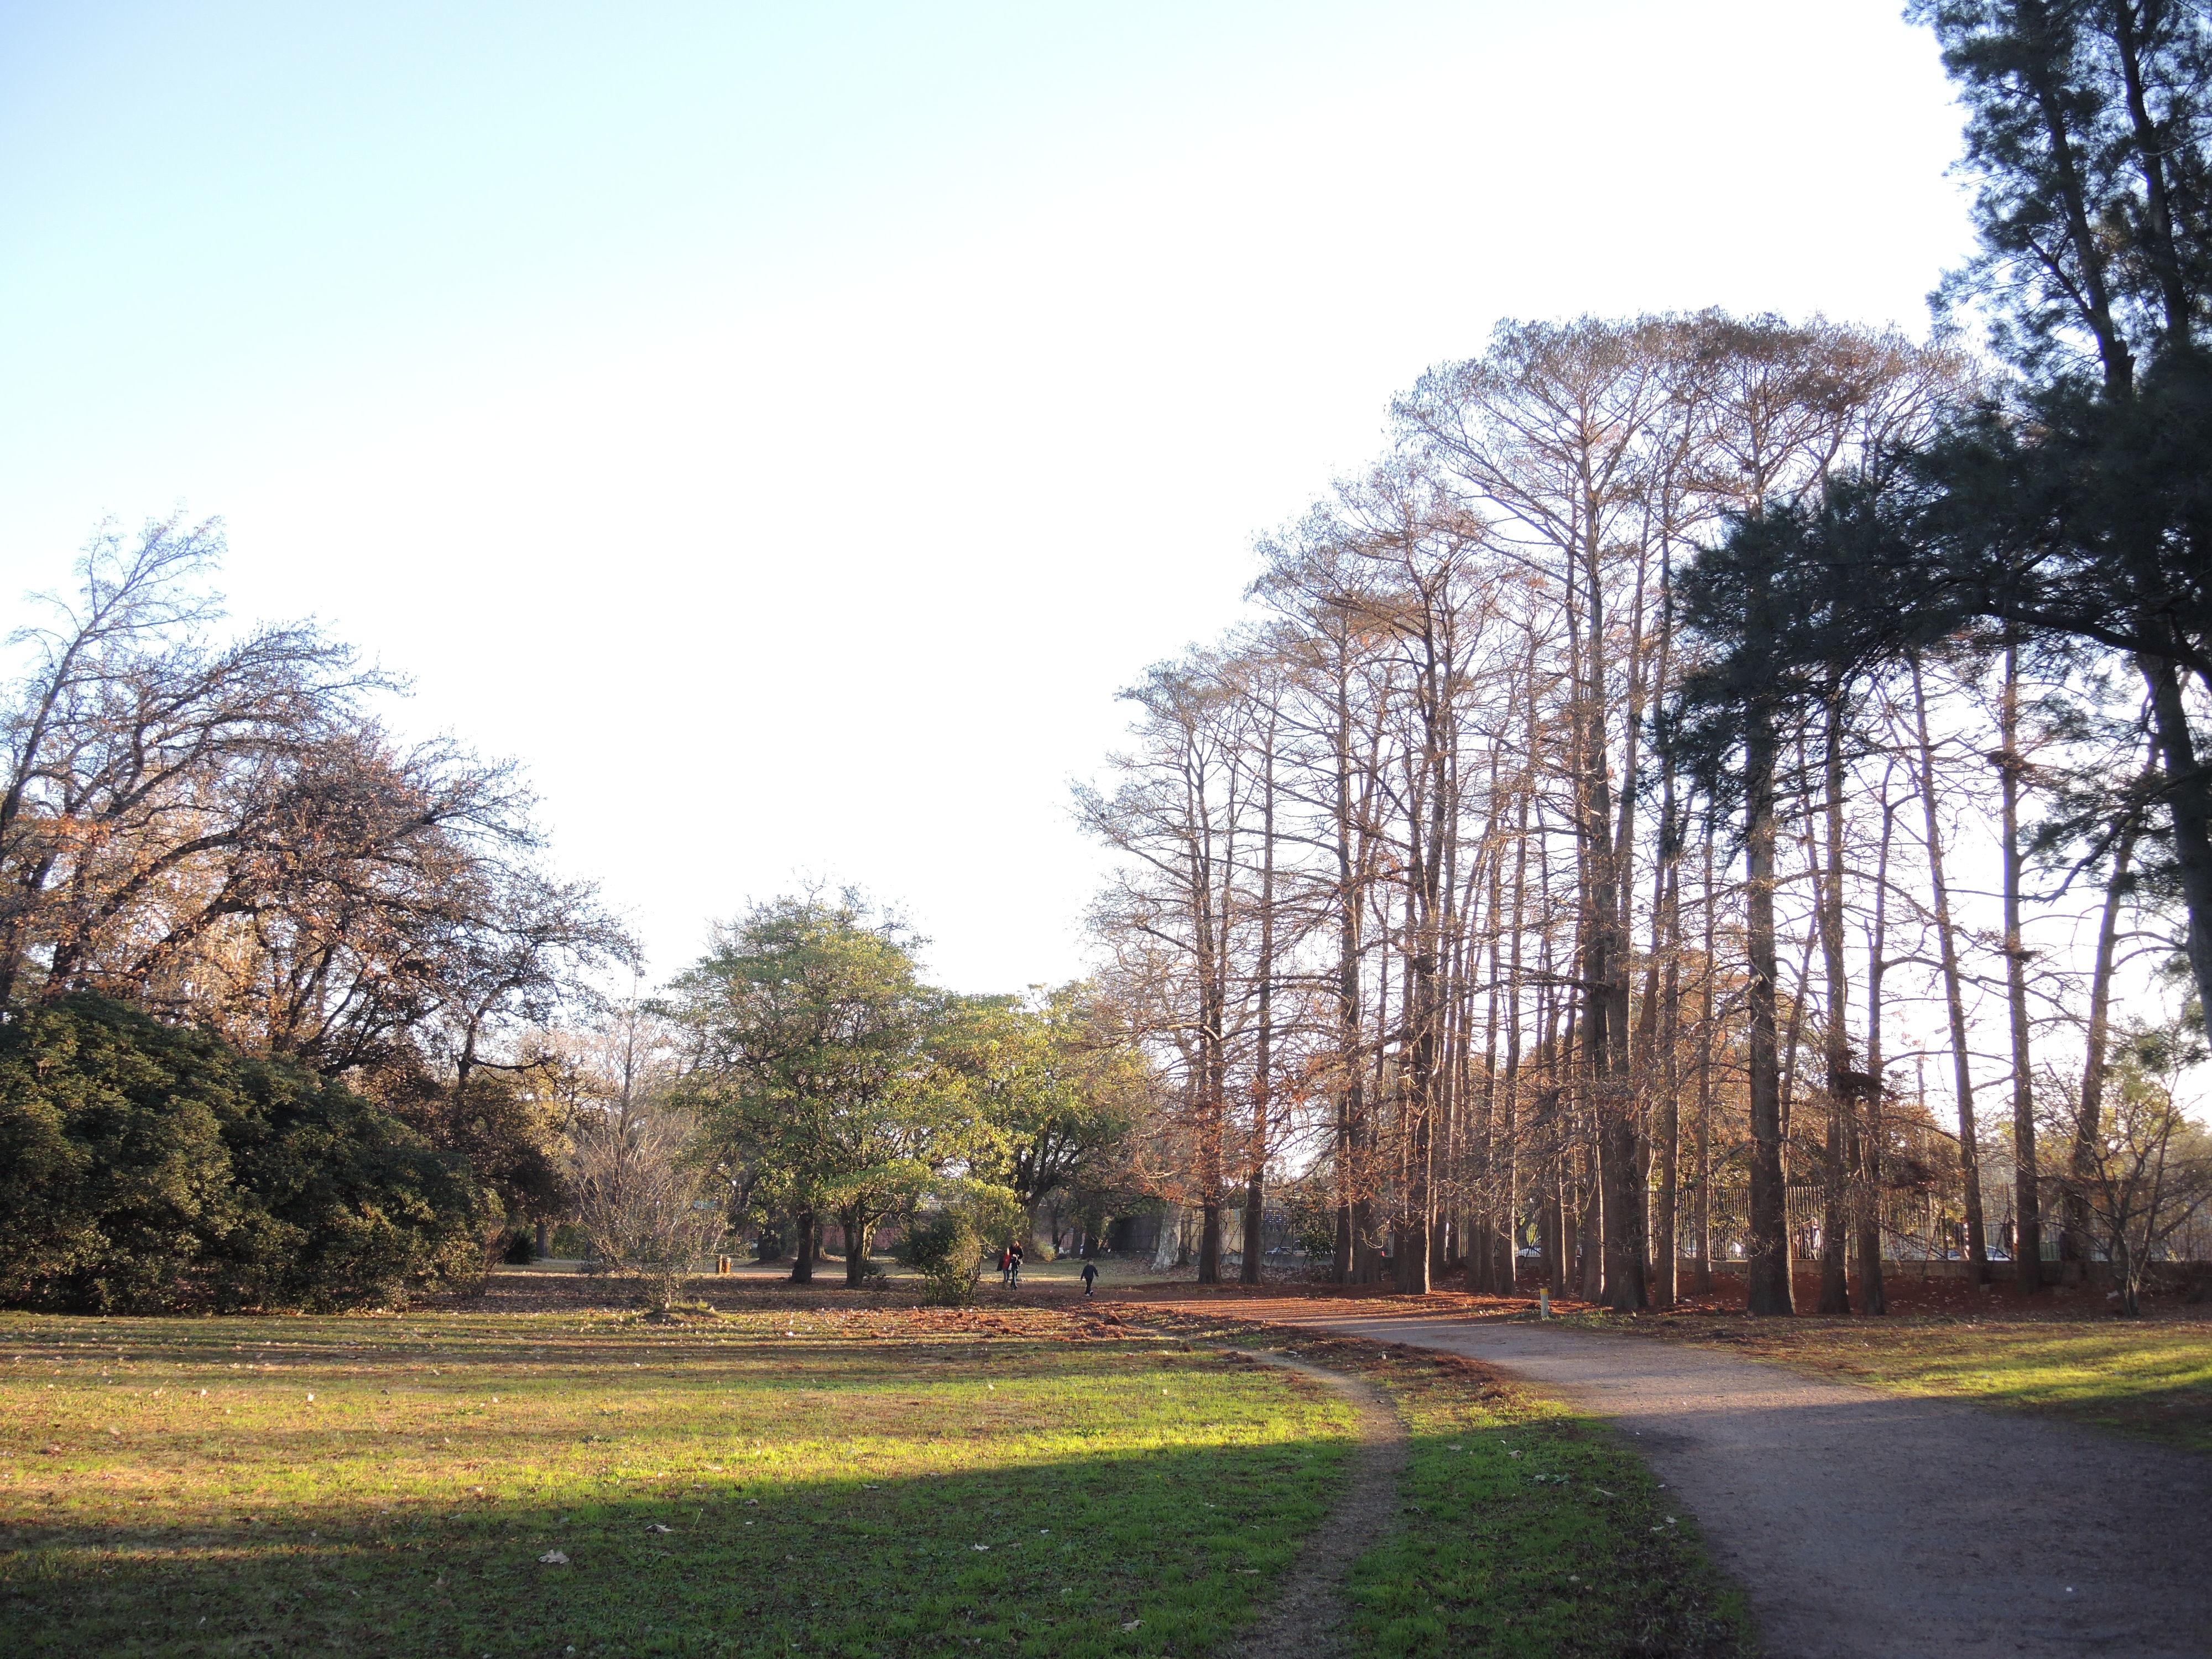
[0,2,1974,992]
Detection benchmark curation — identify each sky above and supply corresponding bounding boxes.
[0,1,1977,993]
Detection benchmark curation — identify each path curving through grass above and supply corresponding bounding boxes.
[1187,1297,2212,1659]
[1128,1307,1754,1659]
[1208,1347,1407,1659]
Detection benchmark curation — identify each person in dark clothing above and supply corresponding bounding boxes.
[1008,1244,1024,1287]
[1079,1260,1098,1296]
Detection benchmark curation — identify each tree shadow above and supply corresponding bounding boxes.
[2,1437,1348,1657]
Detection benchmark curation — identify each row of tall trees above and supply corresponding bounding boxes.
[1082,0,2212,1312]
[1085,312,1964,1305]
[1680,0,2212,1310]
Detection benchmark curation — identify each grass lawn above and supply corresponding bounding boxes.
[0,1303,1355,1657]
[1138,1314,1754,1659]
[1579,1309,2212,1453]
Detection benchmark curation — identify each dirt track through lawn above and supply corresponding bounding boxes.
[1161,1300,2212,1659]
[1140,1338,1409,1658]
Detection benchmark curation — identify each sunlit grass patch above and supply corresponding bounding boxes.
[1592,1312,2212,1453]
[0,1306,1354,1656]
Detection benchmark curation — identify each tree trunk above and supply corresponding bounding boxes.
[1644,539,1683,1308]
[1492,799,1524,1293]
[789,1208,817,1285]
[1999,642,2045,1295]
[2141,654,2212,1048]
[1541,1168,1564,1297]
[1571,528,1643,1314]
[1332,653,1366,1285]
[1473,900,1502,1293]
[1817,698,1854,1315]
[843,1207,871,1288]
[2068,787,2144,1263]
[1397,707,1447,1298]
[1745,688,1794,1316]
[1912,655,1990,1285]
[1244,731,1277,1285]
[1858,775,1897,1315]
[1655,864,1681,1308]
[1578,1152,1604,1299]
[1693,834,1717,1297]
[1198,1198,1222,1284]
[1240,1171,1265,1284]
[1779,848,1818,1163]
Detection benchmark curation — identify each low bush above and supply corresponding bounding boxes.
[903,1209,988,1305]
[0,994,489,1313]
[902,1180,1023,1305]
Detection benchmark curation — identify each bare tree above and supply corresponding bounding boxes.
[1079,654,1255,1283]
[2071,1023,2212,1315]
[572,1105,727,1313]
[0,518,628,1094]
[1075,309,2156,1335]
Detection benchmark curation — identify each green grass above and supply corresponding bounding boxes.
[1583,1311,2212,1453]
[0,1305,1354,1657]
[1143,1321,1755,1659]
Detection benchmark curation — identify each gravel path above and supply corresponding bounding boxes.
[1232,1304,2212,1659]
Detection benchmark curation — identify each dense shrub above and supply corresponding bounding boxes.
[0,995,489,1312]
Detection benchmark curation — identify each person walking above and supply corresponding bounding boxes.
[1079,1260,1098,1297]
[999,1245,1014,1288]
[1008,1244,1024,1288]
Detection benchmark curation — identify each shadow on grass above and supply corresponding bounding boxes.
[2,1437,1346,1659]
[1344,1426,1750,1659]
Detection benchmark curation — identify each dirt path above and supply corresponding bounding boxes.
[1135,1337,1408,1658]
[1174,1300,2212,1659]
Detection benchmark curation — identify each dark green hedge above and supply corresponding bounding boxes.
[0,995,489,1312]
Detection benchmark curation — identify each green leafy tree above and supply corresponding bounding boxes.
[1670,465,1947,1312]
[1863,1,2212,1040]
[1915,0,2212,390]
[1673,506,1829,1316]
[941,983,1142,1248]
[365,1056,574,1249]
[671,893,984,1287]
